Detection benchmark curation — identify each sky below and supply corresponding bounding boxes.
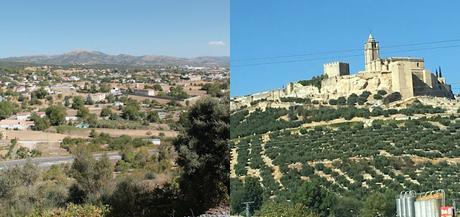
[0,0,229,58]
[231,0,460,96]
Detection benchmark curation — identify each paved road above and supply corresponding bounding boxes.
[0,152,122,170]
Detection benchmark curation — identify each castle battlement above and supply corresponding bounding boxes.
[323,61,347,66]
[231,35,454,110]
[323,62,350,77]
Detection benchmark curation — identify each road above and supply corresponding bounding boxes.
[0,152,122,170]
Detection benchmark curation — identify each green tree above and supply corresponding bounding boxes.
[29,203,110,217]
[373,94,383,100]
[30,113,50,131]
[202,83,223,97]
[153,84,163,91]
[0,101,18,119]
[360,191,396,217]
[32,87,48,99]
[69,147,114,203]
[256,201,319,217]
[77,106,90,119]
[72,96,85,109]
[109,178,179,217]
[121,99,141,121]
[347,93,358,106]
[291,181,336,217]
[333,196,361,217]
[173,98,229,213]
[45,105,66,126]
[230,177,264,215]
[169,86,189,100]
[99,84,111,93]
[100,107,113,118]
[337,96,346,105]
[146,111,160,123]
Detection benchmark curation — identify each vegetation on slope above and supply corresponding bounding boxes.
[0,97,229,217]
[231,100,459,216]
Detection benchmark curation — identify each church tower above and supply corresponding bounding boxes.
[364,33,380,71]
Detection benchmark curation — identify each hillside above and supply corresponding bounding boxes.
[1,50,229,67]
[230,92,460,216]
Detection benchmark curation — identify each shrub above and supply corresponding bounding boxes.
[383,92,402,104]
[377,90,387,96]
[373,94,383,100]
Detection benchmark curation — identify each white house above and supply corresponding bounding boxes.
[134,89,155,97]
[16,112,31,121]
[87,93,106,103]
[0,119,34,130]
[65,116,78,121]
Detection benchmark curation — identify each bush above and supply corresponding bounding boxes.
[347,93,358,106]
[383,92,402,104]
[256,201,319,217]
[373,94,383,100]
[29,203,110,217]
[377,90,387,96]
[329,99,338,105]
[337,97,346,105]
[298,75,325,89]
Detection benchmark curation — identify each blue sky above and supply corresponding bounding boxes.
[0,0,228,58]
[231,0,460,96]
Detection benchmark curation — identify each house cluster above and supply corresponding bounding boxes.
[0,112,45,130]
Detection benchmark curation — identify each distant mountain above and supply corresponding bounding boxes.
[1,50,229,67]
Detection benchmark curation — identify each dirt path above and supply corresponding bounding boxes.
[230,148,238,178]
[261,141,283,187]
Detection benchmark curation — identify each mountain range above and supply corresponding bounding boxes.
[0,50,229,67]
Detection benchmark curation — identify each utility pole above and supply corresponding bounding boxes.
[242,201,254,217]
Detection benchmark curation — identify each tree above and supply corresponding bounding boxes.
[0,101,18,120]
[329,99,338,105]
[32,87,48,99]
[85,97,94,105]
[360,191,395,217]
[333,196,361,217]
[291,181,336,217]
[153,84,163,91]
[29,203,110,217]
[337,96,346,105]
[16,147,29,159]
[146,111,160,123]
[347,93,358,106]
[100,107,113,118]
[256,201,319,217]
[230,177,264,215]
[77,106,90,119]
[377,90,387,96]
[45,105,66,126]
[202,83,223,97]
[69,147,114,203]
[72,96,85,109]
[99,84,111,93]
[121,100,141,121]
[109,178,180,217]
[383,92,402,104]
[373,94,383,100]
[64,96,71,107]
[173,97,229,213]
[169,86,189,100]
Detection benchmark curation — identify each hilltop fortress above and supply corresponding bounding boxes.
[232,34,454,108]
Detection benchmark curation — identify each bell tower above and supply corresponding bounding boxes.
[364,33,380,71]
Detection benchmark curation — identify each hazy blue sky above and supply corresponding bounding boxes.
[0,0,228,58]
[231,0,460,96]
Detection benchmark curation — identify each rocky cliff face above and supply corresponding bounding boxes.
[319,71,392,99]
[231,70,454,111]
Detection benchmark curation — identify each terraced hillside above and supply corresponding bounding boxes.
[230,96,460,216]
